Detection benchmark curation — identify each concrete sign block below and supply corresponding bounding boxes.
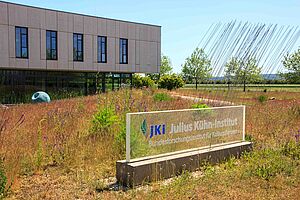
[116,105,250,186]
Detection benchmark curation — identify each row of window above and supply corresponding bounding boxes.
[0,69,133,104]
[15,27,128,64]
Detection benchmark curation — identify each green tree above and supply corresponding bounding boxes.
[224,57,240,90]
[160,55,173,75]
[281,48,300,83]
[224,57,262,92]
[236,58,262,92]
[158,74,184,90]
[182,48,212,89]
[148,54,173,82]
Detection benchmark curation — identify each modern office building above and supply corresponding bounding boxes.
[0,1,161,103]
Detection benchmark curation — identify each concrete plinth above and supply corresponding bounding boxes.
[116,141,252,186]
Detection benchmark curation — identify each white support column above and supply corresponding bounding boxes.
[242,105,246,141]
[126,113,131,162]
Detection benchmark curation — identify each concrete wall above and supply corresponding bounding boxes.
[0,1,161,73]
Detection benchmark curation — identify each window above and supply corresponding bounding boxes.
[73,33,83,61]
[15,27,28,58]
[120,38,128,64]
[46,30,57,60]
[97,36,107,63]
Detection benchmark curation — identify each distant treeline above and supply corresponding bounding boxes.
[184,79,295,85]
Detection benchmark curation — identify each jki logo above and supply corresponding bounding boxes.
[150,124,166,138]
[141,119,166,139]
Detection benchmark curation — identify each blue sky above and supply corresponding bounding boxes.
[4,0,300,73]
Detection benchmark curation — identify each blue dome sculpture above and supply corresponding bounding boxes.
[32,91,51,103]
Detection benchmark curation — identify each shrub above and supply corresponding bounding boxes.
[200,161,216,177]
[0,158,7,198]
[114,122,126,156]
[245,134,254,142]
[281,141,300,160]
[48,89,84,100]
[191,103,209,109]
[191,103,212,117]
[114,122,151,159]
[258,95,268,103]
[243,147,297,181]
[153,93,172,102]
[132,74,155,88]
[90,105,119,136]
[147,73,160,83]
[158,74,184,90]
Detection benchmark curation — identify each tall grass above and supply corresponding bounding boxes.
[1,88,300,199]
[0,89,195,190]
[0,157,7,198]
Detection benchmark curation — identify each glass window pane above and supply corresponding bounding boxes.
[73,36,77,50]
[97,37,101,62]
[119,39,128,63]
[78,41,82,51]
[73,35,77,45]
[52,38,56,50]
[52,50,57,59]
[16,45,21,57]
[22,48,27,57]
[78,34,82,40]
[51,31,56,38]
[120,49,122,63]
[46,31,50,38]
[16,28,21,37]
[73,50,77,60]
[46,49,51,59]
[46,34,51,49]
[98,39,101,54]
[21,28,26,34]
[102,54,105,62]
[21,35,27,48]
[102,43,105,52]
[78,52,83,61]
[98,52,101,62]
[16,29,21,57]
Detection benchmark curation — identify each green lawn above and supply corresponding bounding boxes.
[183,84,300,92]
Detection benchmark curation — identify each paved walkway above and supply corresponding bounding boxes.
[171,93,235,106]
